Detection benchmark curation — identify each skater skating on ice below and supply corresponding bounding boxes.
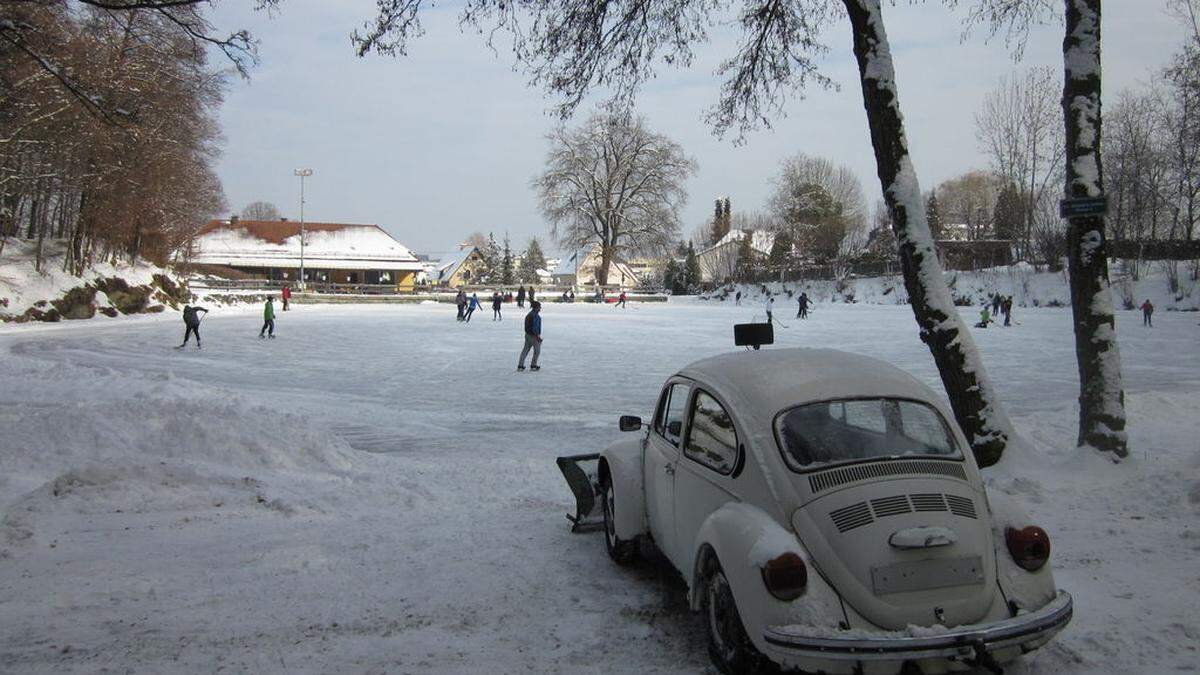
[796,292,809,319]
[177,304,208,349]
[516,285,525,308]
[492,292,503,320]
[281,285,291,311]
[517,300,542,371]
[615,290,626,308]
[763,293,775,324]
[455,289,467,321]
[1141,299,1154,327]
[465,293,481,322]
[260,297,276,338]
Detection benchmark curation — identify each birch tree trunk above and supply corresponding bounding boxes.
[843,0,1014,467]
[1062,0,1129,457]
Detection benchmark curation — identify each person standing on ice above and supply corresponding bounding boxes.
[1002,296,1013,327]
[281,285,292,311]
[764,294,775,324]
[991,293,1002,317]
[1141,299,1154,327]
[797,292,810,319]
[492,291,503,321]
[455,289,467,321]
[260,297,276,339]
[528,287,536,304]
[176,304,208,349]
[518,300,542,371]
[465,292,482,322]
[517,285,526,308]
[615,290,627,308]
[735,290,742,305]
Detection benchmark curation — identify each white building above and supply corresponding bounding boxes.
[697,229,775,283]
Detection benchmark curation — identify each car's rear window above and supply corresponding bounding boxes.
[775,398,961,470]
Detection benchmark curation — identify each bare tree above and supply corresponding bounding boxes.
[975,66,1064,257]
[534,112,696,285]
[770,153,867,263]
[241,201,282,221]
[934,171,1003,241]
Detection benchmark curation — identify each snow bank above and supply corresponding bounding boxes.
[697,262,1200,312]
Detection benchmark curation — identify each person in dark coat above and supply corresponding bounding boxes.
[1141,299,1154,327]
[615,291,627,308]
[456,290,467,321]
[991,293,1002,316]
[177,305,208,349]
[517,285,526,308]
[528,287,536,304]
[518,301,542,371]
[797,292,810,319]
[1002,296,1013,326]
[735,290,742,305]
[492,292,503,321]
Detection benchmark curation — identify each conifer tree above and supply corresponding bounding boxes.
[925,190,943,241]
[501,234,515,285]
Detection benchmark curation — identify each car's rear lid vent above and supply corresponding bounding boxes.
[869,495,912,517]
[830,502,874,533]
[807,460,967,493]
[910,493,948,512]
[945,494,978,519]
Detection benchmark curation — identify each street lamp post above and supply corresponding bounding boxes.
[294,168,313,289]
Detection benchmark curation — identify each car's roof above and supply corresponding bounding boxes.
[677,348,943,419]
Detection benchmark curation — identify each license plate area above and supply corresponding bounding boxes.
[870,556,984,595]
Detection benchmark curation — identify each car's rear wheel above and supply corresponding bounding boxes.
[702,558,773,674]
[601,478,638,565]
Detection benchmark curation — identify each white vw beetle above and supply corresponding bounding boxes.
[593,341,1072,674]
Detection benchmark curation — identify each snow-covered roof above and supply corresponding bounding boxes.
[678,348,947,427]
[704,229,775,256]
[191,220,421,271]
[434,247,477,282]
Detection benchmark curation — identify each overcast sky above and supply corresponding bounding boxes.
[210,1,1187,258]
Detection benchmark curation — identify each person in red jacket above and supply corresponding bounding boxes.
[281,285,292,311]
[1140,299,1154,327]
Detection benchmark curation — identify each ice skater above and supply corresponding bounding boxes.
[517,285,526,308]
[455,289,467,321]
[465,293,481,323]
[1002,296,1013,326]
[991,293,1002,317]
[176,304,208,349]
[764,293,775,324]
[975,306,993,329]
[281,285,291,311]
[518,300,542,371]
[735,290,742,305]
[796,292,810,319]
[615,290,627,308]
[260,296,276,338]
[492,292,503,321]
[1140,299,1154,327]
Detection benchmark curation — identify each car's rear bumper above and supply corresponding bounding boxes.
[763,590,1072,662]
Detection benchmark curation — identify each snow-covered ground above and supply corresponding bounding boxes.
[1,301,1197,673]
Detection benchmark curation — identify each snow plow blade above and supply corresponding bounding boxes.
[556,453,604,533]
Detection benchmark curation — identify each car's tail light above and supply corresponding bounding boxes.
[1006,526,1051,571]
[761,552,807,601]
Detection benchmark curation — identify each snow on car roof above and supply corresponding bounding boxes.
[678,348,944,420]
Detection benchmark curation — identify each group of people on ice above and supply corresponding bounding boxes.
[977,293,1016,328]
[176,294,282,349]
[455,290,508,322]
[760,291,811,324]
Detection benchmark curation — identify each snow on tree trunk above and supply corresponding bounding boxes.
[843,0,1014,467]
[1061,0,1129,458]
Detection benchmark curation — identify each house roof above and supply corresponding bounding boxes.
[434,247,478,283]
[191,220,421,270]
[551,244,638,279]
[704,228,775,256]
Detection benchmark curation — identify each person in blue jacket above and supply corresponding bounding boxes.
[465,292,481,323]
[518,301,542,371]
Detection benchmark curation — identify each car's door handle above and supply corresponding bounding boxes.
[664,464,675,475]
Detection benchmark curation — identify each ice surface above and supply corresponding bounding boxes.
[1,300,1198,672]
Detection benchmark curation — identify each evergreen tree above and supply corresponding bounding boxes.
[735,231,757,282]
[710,199,725,244]
[479,232,501,281]
[519,237,548,284]
[663,258,681,293]
[768,229,793,271]
[684,241,702,291]
[500,233,515,285]
[925,190,943,241]
[992,183,1023,244]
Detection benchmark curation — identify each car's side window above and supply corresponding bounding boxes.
[684,390,738,474]
[656,383,690,447]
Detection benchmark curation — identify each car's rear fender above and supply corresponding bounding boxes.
[689,502,845,655]
[986,491,1059,611]
[600,437,647,540]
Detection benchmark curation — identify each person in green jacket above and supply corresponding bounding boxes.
[260,296,276,339]
[976,306,993,329]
